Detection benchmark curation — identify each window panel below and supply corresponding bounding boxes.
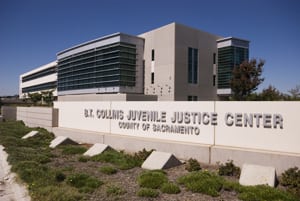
[188,47,198,84]
[57,42,137,91]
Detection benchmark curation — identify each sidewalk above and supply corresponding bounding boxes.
[0,145,31,201]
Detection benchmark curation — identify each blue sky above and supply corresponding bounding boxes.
[0,0,299,96]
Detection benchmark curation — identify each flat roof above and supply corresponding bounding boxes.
[217,36,250,43]
[57,32,144,56]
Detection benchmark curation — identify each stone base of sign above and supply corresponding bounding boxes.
[53,127,104,144]
[52,127,300,174]
[52,127,211,163]
[142,151,182,170]
[49,136,78,148]
[22,131,39,139]
[103,133,211,163]
[83,143,112,157]
[211,146,300,174]
[239,164,276,187]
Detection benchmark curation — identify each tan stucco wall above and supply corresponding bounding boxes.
[174,24,221,100]
[140,23,222,101]
[139,23,176,101]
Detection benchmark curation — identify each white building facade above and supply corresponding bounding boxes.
[19,61,57,98]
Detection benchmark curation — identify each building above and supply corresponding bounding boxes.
[19,61,57,99]
[140,23,222,101]
[217,37,249,96]
[19,22,249,101]
[57,33,144,96]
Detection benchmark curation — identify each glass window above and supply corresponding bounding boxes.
[151,49,155,61]
[217,46,248,89]
[188,47,198,84]
[22,66,57,82]
[57,42,137,91]
[188,96,198,101]
[213,53,216,64]
[151,72,154,84]
[213,75,216,86]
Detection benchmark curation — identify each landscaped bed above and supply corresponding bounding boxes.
[0,121,299,201]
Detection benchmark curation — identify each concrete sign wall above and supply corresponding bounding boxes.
[55,101,111,133]
[215,102,299,154]
[109,102,215,144]
[54,101,300,155]
[54,101,215,144]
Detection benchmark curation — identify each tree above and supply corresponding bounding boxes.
[28,92,42,105]
[41,90,54,106]
[231,59,265,100]
[288,85,300,99]
[259,85,283,101]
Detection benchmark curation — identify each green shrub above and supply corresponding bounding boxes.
[223,180,298,201]
[185,158,201,172]
[61,145,87,155]
[137,188,159,198]
[161,182,181,194]
[99,166,118,175]
[31,185,83,201]
[280,167,300,197]
[67,173,103,193]
[177,171,224,197]
[12,161,52,184]
[78,156,89,162]
[24,128,54,147]
[91,149,140,170]
[137,170,168,189]
[55,171,66,182]
[7,147,51,164]
[222,180,243,192]
[238,185,298,201]
[133,148,154,162]
[0,122,86,200]
[218,160,241,177]
[106,185,127,196]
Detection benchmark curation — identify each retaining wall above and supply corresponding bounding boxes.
[17,107,58,132]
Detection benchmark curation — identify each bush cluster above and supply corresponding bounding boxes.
[133,148,154,162]
[99,166,118,175]
[137,188,159,198]
[106,185,127,196]
[137,170,168,189]
[218,160,241,177]
[67,173,103,193]
[137,170,180,197]
[91,149,141,170]
[177,171,224,197]
[61,145,87,155]
[280,167,300,197]
[185,158,201,172]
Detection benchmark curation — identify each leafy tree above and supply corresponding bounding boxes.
[259,85,283,101]
[41,90,54,105]
[28,92,42,105]
[230,59,265,100]
[288,85,300,100]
